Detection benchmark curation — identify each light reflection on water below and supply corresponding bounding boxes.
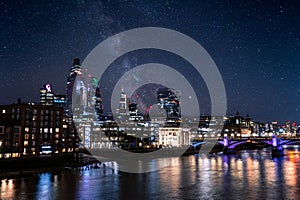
[1,149,300,200]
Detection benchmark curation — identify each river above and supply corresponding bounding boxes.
[1,148,300,200]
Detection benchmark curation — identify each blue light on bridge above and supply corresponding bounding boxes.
[272,135,277,147]
[224,136,228,147]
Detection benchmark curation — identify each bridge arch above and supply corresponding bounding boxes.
[278,140,300,147]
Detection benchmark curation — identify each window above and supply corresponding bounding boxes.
[2,109,5,114]
[25,127,29,132]
[14,127,21,133]
[55,128,59,133]
[24,141,28,146]
[24,134,29,139]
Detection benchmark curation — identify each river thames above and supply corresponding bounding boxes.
[1,148,300,200]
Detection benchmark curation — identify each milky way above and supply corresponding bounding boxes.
[1,0,299,123]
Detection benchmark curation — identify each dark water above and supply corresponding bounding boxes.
[1,149,300,200]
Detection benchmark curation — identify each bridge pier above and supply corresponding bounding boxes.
[271,135,284,157]
[223,136,236,154]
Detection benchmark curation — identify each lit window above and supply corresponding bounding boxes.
[2,110,5,114]
[24,141,28,146]
[24,134,29,139]
[55,128,59,133]
[25,127,29,132]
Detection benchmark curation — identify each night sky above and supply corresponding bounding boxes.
[1,0,300,124]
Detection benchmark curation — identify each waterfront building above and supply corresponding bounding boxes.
[0,102,77,158]
[158,127,190,147]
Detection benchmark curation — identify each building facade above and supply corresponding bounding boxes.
[0,103,77,158]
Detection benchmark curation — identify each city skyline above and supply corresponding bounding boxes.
[1,0,300,123]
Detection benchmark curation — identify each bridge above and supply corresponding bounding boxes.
[192,136,300,156]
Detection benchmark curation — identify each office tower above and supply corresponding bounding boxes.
[53,94,67,108]
[66,58,83,117]
[115,89,129,122]
[157,88,181,126]
[40,84,54,106]
[129,103,140,121]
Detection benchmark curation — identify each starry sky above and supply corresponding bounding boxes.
[1,0,300,124]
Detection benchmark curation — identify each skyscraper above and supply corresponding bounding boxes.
[66,58,105,148]
[157,88,181,126]
[66,58,83,117]
[115,89,129,122]
[90,77,103,121]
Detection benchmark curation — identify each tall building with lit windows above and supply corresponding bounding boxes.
[65,58,106,148]
[157,88,181,126]
[66,58,83,117]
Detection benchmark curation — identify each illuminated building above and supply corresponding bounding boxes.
[0,103,77,158]
[128,103,143,121]
[158,127,190,147]
[66,58,106,148]
[66,58,83,117]
[94,84,104,121]
[157,88,181,126]
[40,84,66,109]
[40,84,54,106]
[53,94,67,109]
[115,89,129,122]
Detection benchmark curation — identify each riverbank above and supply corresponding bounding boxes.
[0,153,101,180]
